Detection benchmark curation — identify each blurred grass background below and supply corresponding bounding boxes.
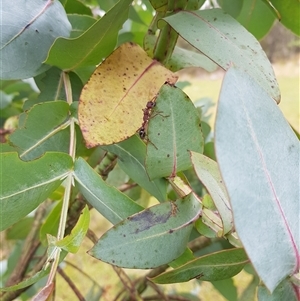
[179,55,299,133]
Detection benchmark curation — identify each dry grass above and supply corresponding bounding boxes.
[178,55,300,132]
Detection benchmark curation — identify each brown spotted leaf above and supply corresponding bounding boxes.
[78,42,178,147]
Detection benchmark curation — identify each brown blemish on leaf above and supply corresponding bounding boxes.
[129,209,171,234]
[170,202,178,216]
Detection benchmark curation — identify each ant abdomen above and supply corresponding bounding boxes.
[138,128,146,139]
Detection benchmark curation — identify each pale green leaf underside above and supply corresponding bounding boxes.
[191,152,233,235]
[215,67,299,292]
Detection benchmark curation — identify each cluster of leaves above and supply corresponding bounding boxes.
[0,0,299,301]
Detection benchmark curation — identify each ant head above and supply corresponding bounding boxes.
[146,101,156,109]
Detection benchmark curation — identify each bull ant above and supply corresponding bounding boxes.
[137,96,169,149]
[138,99,156,140]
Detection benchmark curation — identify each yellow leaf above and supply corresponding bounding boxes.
[78,42,178,147]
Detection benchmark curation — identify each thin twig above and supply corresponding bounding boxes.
[86,228,98,244]
[189,236,212,253]
[118,183,138,192]
[47,174,73,286]
[1,198,91,300]
[132,236,212,298]
[64,260,102,288]
[5,201,49,286]
[1,247,49,301]
[88,230,141,301]
[46,71,76,285]
[147,281,168,301]
[57,266,86,301]
[112,266,141,301]
[113,288,125,301]
[144,295,192,301]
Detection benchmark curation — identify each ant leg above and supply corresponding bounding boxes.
[151,111,170,119]
[137,128,158,150]
[145,137,158,150]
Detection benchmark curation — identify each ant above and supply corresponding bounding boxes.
[137,99,156,140]
[137,96,169,149]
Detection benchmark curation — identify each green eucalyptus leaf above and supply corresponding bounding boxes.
[146,84,204,179]
[74,157,143,225]
[211,278,238,301]
[163,9,280,102]
[236,0,275,40]
[202,194,216,211]
[56,205,90,253]
[103,135,168,202]
[1,80,37,109]
[0,143,16,153]
[97,0,119,12]
[203,141,216,160]
[2,80,32,95]
[45,0,133,70]
[169,248,195,268]
[1,241,23,285]
[167,46,218,72]
[9,101,70,161]
[186,0,206,10]
[239,275,259,301]
[6,217,34,240]
[0,0,71,80]
[268,0,300,36]
[0,91,14,109]
[144,32,216,73]
[0,250,68,292]
[151,248,248,283]
[68,65,96,84]
[129,6,147,25]
[75,124,95,157]
[40,201,62,245]
[149,0,168,11]
[67,14,97,38]
[32,68,83,105]
[65,0,93,15]
[195,218,217,238]
[0,152,73,231]
[215,67,299,292]
[217,0,243,18]
[257,279,298,301]
[191,152,233,235]
[88,193,202,269]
